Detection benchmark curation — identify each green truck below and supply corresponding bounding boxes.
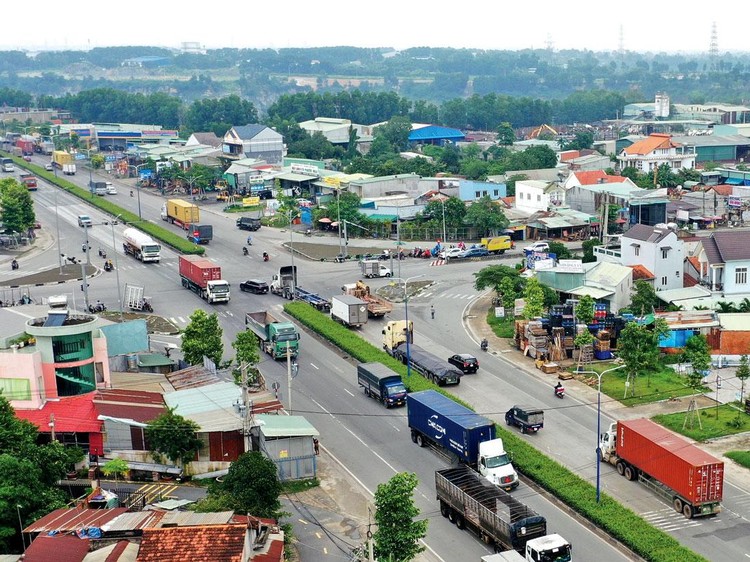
[245,311,300,360]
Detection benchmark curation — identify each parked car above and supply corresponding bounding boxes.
[527,241,550,253]
[77,215,93,227]
[459,247,489,258]
[106,182,117,195]
[240,279,269,294]
[448,353,479,373]
[439,247,464,260]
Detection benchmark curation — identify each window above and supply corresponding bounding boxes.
[661,248,669,259]
[662,276,668,286]
[537,194,541,202]
[634,246,640,256]
[527,193,532,200]
[493,190,499,197]
[736,267,748,285]
[475,191,481,198]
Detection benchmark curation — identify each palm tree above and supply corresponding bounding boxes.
[716,301,738,313]
[738,298,750,313]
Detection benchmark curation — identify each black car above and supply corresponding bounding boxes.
[240,279,269,294]
[448,353,479,373]
[236,217,261,231]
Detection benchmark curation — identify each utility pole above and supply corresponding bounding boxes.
[286,342,293,414]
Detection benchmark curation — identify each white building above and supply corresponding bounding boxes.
[617,133,696,173]
[621,224,683,291]
[515,180,565,214]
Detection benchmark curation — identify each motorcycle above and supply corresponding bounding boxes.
[88,301,107,313]
[554,384,565,399]
[242,246,249,256]
[141,299,153,313]
[480,338,488,352]
[304,229,312,237]
[103,260,113,272]
[98,248,107,258]
[11,259,19,271]
[262,252,269,262]
[130,190,134,197]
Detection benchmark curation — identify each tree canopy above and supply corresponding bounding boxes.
[181,309,224,366]
[0,179,35,234]
[373,472,427,562]
[145,407,202,468]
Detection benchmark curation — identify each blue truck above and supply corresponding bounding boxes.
[357,362,407,408]
[407,390,519,490]
[187,224,213,244]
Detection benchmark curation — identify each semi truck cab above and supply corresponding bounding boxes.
[478,439,519,490]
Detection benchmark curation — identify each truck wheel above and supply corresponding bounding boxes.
[447,510,456,524]
[673,498,683,514]
[624,466,636,481]
[616,461,626,476]
[455,515,465,530]
[416,434,425,448]
[364,388,370,398]
[683,504,693,519]
[410,430,417,444]
[440,502,450,518]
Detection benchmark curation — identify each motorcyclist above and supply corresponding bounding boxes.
[480,338,488,351]
[262,252,269,262]
[130,190,134,197]
[11,259,19,270]
[246,235,253,246]
[554,382,565,397]
[242,246,249,256]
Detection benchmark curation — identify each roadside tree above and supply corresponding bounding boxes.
[0,179,35,233]
[145,407,202,469]
[181,309,223,366]
[464,195,509,237]
[575,294,596,326]
[373,472,427,562]
[522,278,545,320]
[683,334,712,427]
[617,319,668,396]
[208,452,283,518]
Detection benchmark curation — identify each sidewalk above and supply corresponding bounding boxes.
[465,291,750,492]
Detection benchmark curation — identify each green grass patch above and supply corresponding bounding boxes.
[653,404,750,441]
[282,477,320,494]
[575,362,706,407]
[223,204,263,214]
[726,450,750,469]
[284,304,708,562]
[486,310,515,338]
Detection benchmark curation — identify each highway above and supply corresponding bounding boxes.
[14,156,750,561]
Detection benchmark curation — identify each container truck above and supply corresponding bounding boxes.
[161,199,200,229]
[16,137,34,156]
[178,255,230,303]
[342,281,392,318]
[62,163,76,175]
[187,223,213,244]
[293,287,331,311]
[123,228,161,263]
[357,362,407,407]
[360,259,391,278]
[383,320,462,386]
[19,173,37,190]
[599,418,723,519]
[245,311,300,360]
[270,266,297,299]
[436,467,571,557]
[408,390,519,490]
[331,295,369,327]
[52,150,72,168]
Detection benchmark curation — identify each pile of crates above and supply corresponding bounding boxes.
[525,320,550,359]
[594,330,612,360]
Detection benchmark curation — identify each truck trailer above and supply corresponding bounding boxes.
[161,199,200,229]
[357,362,407,407]
[436,467,571,558]
[342,281,393,318]
[178,255,230,303]
[294,287,331,311]
[187,223,213,244]
[383,320,462,386]
[408,390,519,490]
[600,418,723,519]
[331,295,368,327]
[123,228,161,263]
[245,311,300,360]
[52,150,72,168]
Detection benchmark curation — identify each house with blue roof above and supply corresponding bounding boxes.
[408,124,465,146]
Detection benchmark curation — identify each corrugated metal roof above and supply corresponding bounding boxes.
[104,510,164,532]
[25,508,129,533]
[568,286,614,299]
[157,510,235,527]
[586,262,632,286]
[163,381,241,416]
[257,414,319,437]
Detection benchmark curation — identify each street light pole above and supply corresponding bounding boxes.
[441,198,447,244]
[577,364,626,503]
[336,188,343,258]
[392,275,424,379]
[54,188,62,273]
[105,215,124,322]
[288,210,296,294]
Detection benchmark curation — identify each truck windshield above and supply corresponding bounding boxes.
[485,453,511,468]
[277,333,298,342]
[539,545,571,562]
[387,383,407,396]
[211,285,229,294]
[143,244,161,254]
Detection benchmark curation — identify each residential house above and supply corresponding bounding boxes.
[346,173,421,199]
[222,124,285,164]
[617,133,696,173]
[185,132,222,149]
[562,170,630,190]
[654,310,720,354]
[621,224,684,291]
[535,261,633,313]
[515,179,565,214]
[564,181,644,217]
[459,179,506,201]
[695,230,750,296]
[565,152,611,172]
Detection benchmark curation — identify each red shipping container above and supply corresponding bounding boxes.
[617,419,723,505]
[178,255,222,289]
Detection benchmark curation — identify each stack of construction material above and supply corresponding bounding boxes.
[525,321,549,359]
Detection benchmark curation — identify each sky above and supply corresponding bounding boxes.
[2,2,745,55]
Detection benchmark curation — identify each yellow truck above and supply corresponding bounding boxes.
[481,236,514,255]
[52,150,73,168]
[161,199,200,229]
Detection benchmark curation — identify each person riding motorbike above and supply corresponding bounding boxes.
[11,259,19,271]
[262,252,269,262]
[554,382,565,398]
[130,190,134,197]
[242,246,249,256]
[480,338,488,351]
[246,235,253,246]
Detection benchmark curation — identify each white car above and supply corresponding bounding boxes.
[106,182,117,195]
[439,247,464,260]
[527,241,550,253]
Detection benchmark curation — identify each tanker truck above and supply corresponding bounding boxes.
[123,228,162,263]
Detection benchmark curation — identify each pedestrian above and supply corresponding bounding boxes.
[430,305,435,320]
[313,437,320,455]
[246,235,252,245]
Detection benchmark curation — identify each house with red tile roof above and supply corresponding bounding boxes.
[617,133,696,173]
[563,170,633,189]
